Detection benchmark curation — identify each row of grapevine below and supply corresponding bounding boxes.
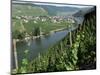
[12,12,96,74]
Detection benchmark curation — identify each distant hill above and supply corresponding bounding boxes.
[73,6,95,24]
[12,2,79,16]
[12,1,95,17]
[33,4,79,16]
[73,6,95,17]
[12,4,48,16]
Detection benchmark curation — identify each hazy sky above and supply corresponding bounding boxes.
[13,0,94,8]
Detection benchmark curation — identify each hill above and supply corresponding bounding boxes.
[12,4,48,16]
[33,4,79,16]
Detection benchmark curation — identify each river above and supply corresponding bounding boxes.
[11,16,83,69]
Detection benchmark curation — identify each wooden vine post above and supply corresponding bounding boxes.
[13,39,18,70]
[69,31,72,47]
[67,21,73,47]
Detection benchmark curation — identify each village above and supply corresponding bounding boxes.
[14,15,76,24]
[12,15,76,41]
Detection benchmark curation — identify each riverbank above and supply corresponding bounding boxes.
[15,27,67,42]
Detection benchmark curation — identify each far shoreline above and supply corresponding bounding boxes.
[15,27,67,42]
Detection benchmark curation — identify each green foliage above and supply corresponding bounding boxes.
[18,50,29,73]
[12,30,26,39]
[77,15,96,69]
[32,26,41,36]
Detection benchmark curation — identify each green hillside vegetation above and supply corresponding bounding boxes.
[12,4,48,16]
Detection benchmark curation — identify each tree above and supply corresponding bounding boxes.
[32,26,41,36]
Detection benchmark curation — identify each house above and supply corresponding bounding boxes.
[16,16,21,20]
[23,19,28,23]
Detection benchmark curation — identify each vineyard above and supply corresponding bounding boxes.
[11,1,96,74]
[12,8,96,74]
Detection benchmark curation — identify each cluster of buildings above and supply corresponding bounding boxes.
[14,15,76,24]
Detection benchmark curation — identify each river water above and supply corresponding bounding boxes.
[12,30,69,69]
